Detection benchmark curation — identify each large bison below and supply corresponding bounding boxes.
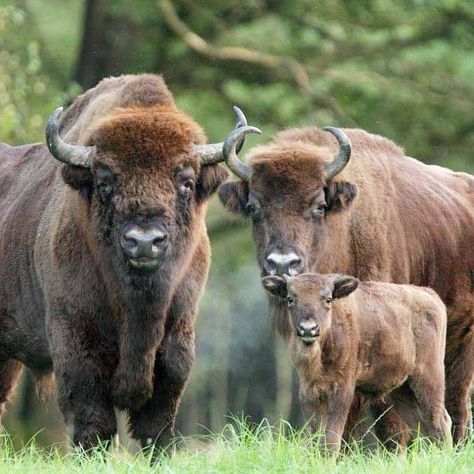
[219,126,474,443]
[0,74,258,450]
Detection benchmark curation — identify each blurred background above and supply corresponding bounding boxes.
[0,0,473,448]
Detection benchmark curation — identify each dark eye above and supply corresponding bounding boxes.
[311,205,326,219]
[287,295,294,305]
[325,297,332,304]
[98,182,113,201]
[184,179,194,189]
[246,201,262,221]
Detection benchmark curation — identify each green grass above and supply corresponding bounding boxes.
[0,420,472,474]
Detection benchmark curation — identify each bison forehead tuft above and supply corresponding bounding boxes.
[90,105,206,168]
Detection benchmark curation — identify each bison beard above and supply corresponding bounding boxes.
[0,74,258,453]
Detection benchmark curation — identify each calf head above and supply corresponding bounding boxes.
[219,127,357,277]
[262,273,359,344]
[46,104,259,276]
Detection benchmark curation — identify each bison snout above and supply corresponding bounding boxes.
[297,321,319,344]
[121,225,168,269]
[265,252,302,277]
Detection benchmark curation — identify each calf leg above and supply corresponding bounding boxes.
[371,399,411,451]
[408,368,452,444]
[129,322,195,454]
[0,359,23,423]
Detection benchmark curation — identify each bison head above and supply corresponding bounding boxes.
[219,127,357,277]
[46,105,259,274]
[261,273,359,344]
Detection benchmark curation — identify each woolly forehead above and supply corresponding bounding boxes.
[287,274,332,296]
[90,106,206,173]
[247,143,334,196]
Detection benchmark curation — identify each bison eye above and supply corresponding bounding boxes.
[311,205,326,219]
[287,295,294,305]
[325,297,332,304]
[98,182,113,202]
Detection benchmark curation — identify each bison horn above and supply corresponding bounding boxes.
[223,124,261,182]
[194,106,260,168]
[322,127,352,181]
[46,107,95,168]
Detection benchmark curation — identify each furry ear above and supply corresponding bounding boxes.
[325,181,357,213]
[332,275,359,299]
[196,164,229,202]
[218,180,249,215]
[261,276,287,298]
[61,165,93,197]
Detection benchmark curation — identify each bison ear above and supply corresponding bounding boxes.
[61,165,93,196]
[262,276,287,298]
[196,164,229,202]
[325,181,357,213]
[332,275,359,299]
[218,180,249,215]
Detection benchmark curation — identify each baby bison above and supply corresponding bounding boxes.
[262,273,451,453]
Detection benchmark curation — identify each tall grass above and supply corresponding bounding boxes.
[0,419,472,473]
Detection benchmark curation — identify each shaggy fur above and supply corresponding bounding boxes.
[0,74,228,450]
[219,126,474,443]
[262,274,452,454]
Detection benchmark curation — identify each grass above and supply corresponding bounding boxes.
[0,419,472,474]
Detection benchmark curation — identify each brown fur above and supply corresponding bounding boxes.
[219,126,474,443]
[0,74,227,451]
[263,274,452,453]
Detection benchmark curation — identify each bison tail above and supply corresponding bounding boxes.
[35,373,55,403]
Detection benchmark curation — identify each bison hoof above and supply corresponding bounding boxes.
[111,374,153,410]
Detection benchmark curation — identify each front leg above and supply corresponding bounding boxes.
[322,385,355,454]
[112,307,166,410]
[129,318,195,453]
[51,318,117,450]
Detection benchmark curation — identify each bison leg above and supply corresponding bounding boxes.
[408,369,452,444]
[0,359,23,423]
[371,399,411,452]
[444,341,474,443]
[129,322,195,455]
[50,321,117,451]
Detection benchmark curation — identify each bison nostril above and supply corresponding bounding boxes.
[152,233,167,246]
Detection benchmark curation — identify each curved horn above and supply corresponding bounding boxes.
[194,106,250,165]
[223,125,261,182]
[322,127,352,181]
[45,107,95,168]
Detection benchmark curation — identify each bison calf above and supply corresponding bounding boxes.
[262,273,451,453]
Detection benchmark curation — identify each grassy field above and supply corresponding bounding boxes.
[0,420,472,474]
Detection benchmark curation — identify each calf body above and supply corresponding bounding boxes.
[262,274,451,453]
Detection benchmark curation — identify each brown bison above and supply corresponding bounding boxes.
[0,74,259,450]
[262,273,452,453]
[219,126,474,443]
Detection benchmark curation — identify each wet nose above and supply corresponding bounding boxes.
[297,321,320,339]
[121,226,167,259]
[265,252,301,276]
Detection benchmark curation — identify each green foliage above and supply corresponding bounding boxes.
[0,422,471,473]
[0,5,59,144]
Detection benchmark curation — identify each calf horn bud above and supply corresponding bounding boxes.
[194,106,258,166]
[322,127,352,180]
[45,107,95,168]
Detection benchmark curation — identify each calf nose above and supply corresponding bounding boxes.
[297,321,320,339]
[121,226,167,259]
[265,252,301,276]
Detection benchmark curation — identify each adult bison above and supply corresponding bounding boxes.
[219,126,474,443]
[0,74,258,450]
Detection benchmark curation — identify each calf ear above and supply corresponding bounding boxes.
[325,181,357,213]
[332,275,359,299]
[196,164,229,202]
[61,165,93,196]
[261,276,287,298]
[218,180,249,215]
